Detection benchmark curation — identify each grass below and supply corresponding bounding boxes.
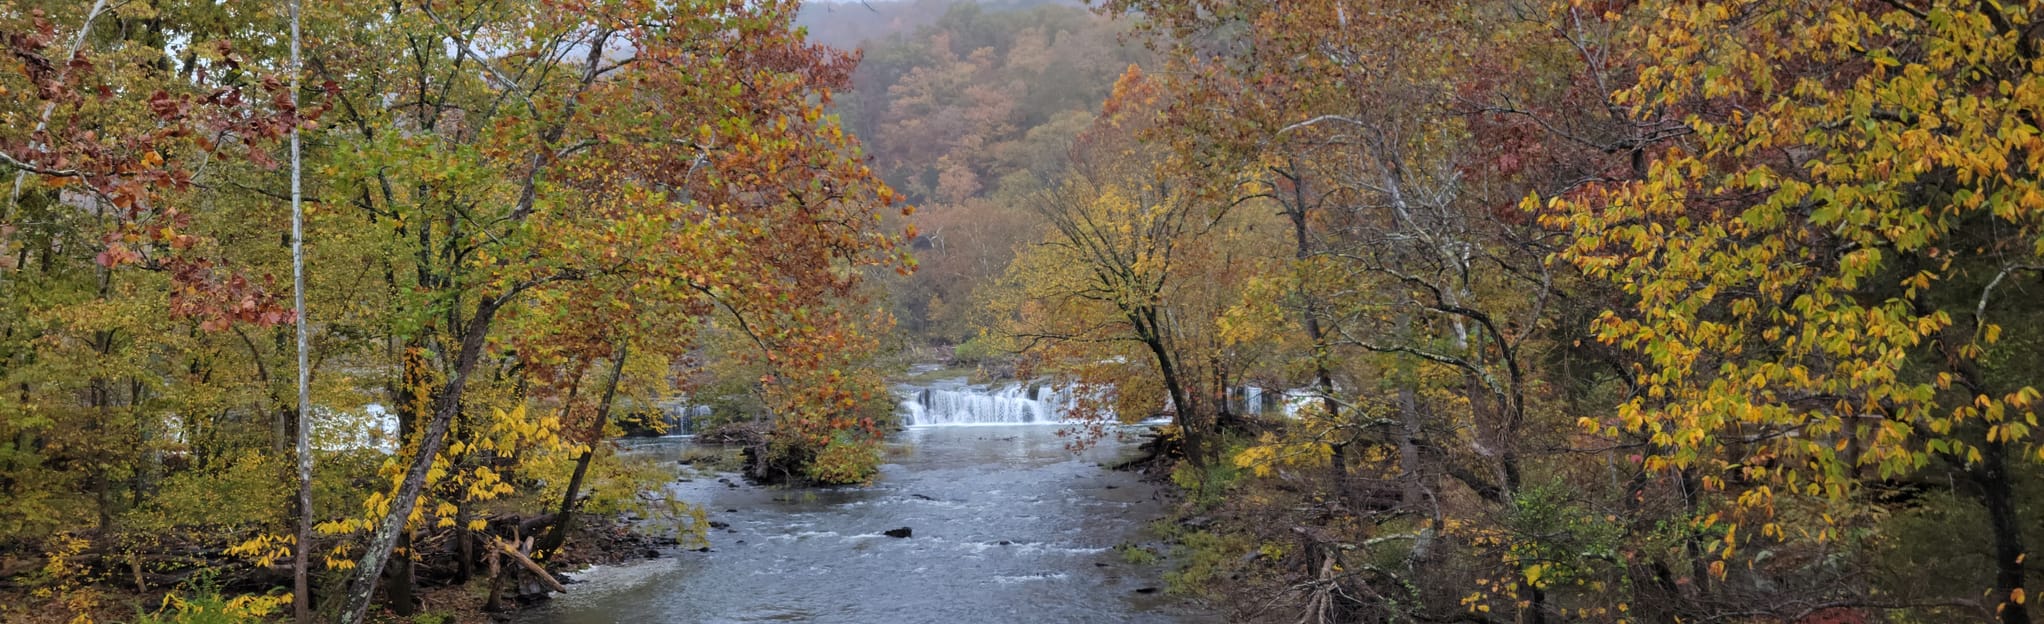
[1117,543,1161,565]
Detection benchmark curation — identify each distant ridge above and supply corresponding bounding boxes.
[797,0,1090,50]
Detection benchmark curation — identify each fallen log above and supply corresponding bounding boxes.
[492,537,566,593]
[518,513,558,536]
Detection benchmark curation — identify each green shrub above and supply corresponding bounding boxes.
[131,573,288,624]
[1118,543,1160,565]
[1164,529,1252,596]
[803,433,881,485]
[949,336,1002,365]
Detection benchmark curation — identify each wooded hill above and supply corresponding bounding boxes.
[805,0,1144,346]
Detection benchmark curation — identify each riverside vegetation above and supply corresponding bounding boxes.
[6,0,2044,623]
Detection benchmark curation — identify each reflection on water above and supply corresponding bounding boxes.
[518,426,1210,624]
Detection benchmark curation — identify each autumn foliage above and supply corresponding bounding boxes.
[978,0,2044,622]
[8,0,2044,623]
[0,0,904,621]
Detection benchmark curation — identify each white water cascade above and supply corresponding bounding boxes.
[893,367,1310,426]
[897,382,1080,426]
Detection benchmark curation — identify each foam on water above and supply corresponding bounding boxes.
[896,382,1083,426]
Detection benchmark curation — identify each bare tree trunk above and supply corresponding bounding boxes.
[1980,439,2031,624]
[337,298,507,624]
[537,343,627,558]
[287,0,314,617]
[1137,307,1203,471]
[1395,384,1423,505]
[381,343,425,618]
[482,540,505,612]
[386,531,417,617]
[1280,173,1349,501]
[455,501,474,583]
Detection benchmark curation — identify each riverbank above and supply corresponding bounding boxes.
[0,509,673,624]
[399,514,676,624]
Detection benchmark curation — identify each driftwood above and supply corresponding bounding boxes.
[483,539,506,611]
[492,537,565,593]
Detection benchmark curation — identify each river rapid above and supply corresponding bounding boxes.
[518,380,1212,624]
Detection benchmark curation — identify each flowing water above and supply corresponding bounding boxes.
[896,376,1084,426]
[518,378,1211,624]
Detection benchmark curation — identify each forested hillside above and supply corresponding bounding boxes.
[808,0,1143,344]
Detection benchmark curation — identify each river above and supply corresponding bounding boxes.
[517,411,1212,623]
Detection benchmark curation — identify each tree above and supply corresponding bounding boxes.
[0,0,297,530]
[295,0,909,619]
[995,67,1274,473]
[1544,0,2044,621]
[0,0,905,619]
[286,0,313,617]
[1091,1,1695,621]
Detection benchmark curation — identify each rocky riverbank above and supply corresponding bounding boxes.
[0,510,679,624]
[406,514,680,623]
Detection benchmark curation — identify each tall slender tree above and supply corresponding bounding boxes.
[287,0,313,619]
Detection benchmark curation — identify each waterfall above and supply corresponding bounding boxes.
[662,400,719,435]
[894,375,1330,425]
[659,403,714,435]
[897,382,1079,426]
[312,403,399,452]
[1279,389,1322,418]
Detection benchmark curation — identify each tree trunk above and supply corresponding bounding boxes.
[1979,438,2031,624]
[1395,384,1424,506]
[1280,165,1350,498]
[286,0,312,615]
[454,500,474,584]
[336,296,506,624]
[482,541,505,612]
[381,340,426,617]
[1924,307,2032,624]
[537,343,627,558]
[386,531,417,617]
[1141,325,1201,470]
[1679,468,1711,599]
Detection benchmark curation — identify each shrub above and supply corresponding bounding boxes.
[132,573,288,624]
